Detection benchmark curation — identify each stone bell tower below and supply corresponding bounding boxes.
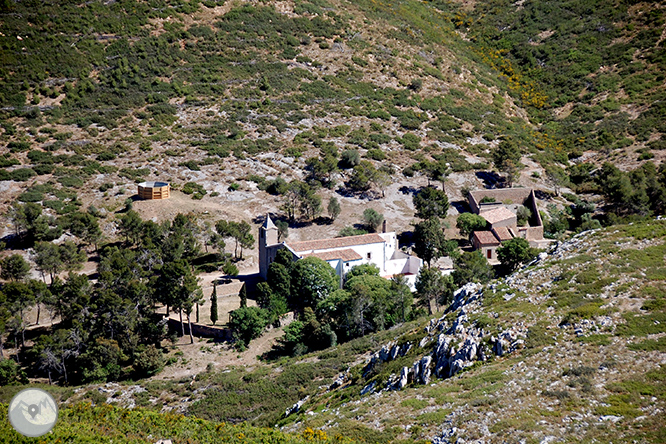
[259,215,279,279]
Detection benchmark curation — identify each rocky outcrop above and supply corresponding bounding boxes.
[362,340,413,377]
[285,396,309,417]
[491,327,525,357]
[359,279,527,394]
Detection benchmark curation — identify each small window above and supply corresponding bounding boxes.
[367,252,372,260]
[487,250,492,259]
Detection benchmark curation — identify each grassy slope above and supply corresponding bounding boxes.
[465,0,666,163]
[1,0,663,213]
[0,0,541,212]
[267,220,666,442]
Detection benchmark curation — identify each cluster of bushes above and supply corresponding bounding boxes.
[0,402,352,444]
[1,206,260,384]
[467,0,666,154]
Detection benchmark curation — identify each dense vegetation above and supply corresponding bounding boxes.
[0,205,256,385]
[466,0,666,158]
[0,401,352,443]
[1,0,666,441]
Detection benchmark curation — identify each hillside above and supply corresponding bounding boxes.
[1,0,666,442]
[0,0,661,217]
[180,219,666,443]
[466,0,666,167]
[1,219,664,443]
[0,401,347,443]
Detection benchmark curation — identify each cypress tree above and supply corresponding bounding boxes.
[210,283,218,325]
[239,282,247,308]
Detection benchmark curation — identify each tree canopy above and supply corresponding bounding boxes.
[492,139,523,187]
[413,187,449,220]
[413,217,458,266]
[456,213,488,238]
[291,257,338,309]
[452,251,494,286]
[497,237,537,271]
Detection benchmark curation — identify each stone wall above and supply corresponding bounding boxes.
[468,188,532,213]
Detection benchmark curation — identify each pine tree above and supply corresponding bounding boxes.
[239,283,247,308]
[210,283,218,326]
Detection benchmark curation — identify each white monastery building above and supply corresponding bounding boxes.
[259,216,422,290]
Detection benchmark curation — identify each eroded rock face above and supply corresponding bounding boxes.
[285,396,309,417]
[363,341,413,377]
[358,279,528,394]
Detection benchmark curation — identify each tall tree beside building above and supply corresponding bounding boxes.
[456,213,488,238]
[413,218,457,266]
[216,220,255,260]
[452,251,494,286]
[291,257,338,310]
[362,209,384,232]
[415,266,455,315]
[239,282,247,308]
[275,220,289,242]
[229,306,269,348]
[210,283,218,325]
[497,237,536,271]
[155,259,200,340]
[413,187,449,220]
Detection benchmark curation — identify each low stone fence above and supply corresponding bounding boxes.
[166,317,233,340]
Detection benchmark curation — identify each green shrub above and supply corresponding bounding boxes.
[133,345,164,378]
[119,168,150,182]
[0,156,19,168]
[366,149,386,161]
[10,168,36,181]
[18,190,44,202]
[628,336,666,352]
[97,152,116,161]
[340,149,361,168]
[182,182,207,197]
[179,160,200,171]
[417,409,452,425]
[401,398,429,410]
[400,133,421,151]
[58,176,85,188]
[33,164,54,175]
[0,359,28,385]
[616,311,666,337]
[7,141,31,152]
[222,261,239,276]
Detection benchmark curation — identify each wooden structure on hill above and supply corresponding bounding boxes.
[138,181,170,200]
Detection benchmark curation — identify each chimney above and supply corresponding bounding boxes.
[382,219,388,233]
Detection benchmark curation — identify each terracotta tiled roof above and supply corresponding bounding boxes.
[472,231,500,245]
[493,226,513,241]
[286,233,386,253]
[480,207,516,225]
[302,249,363,262]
